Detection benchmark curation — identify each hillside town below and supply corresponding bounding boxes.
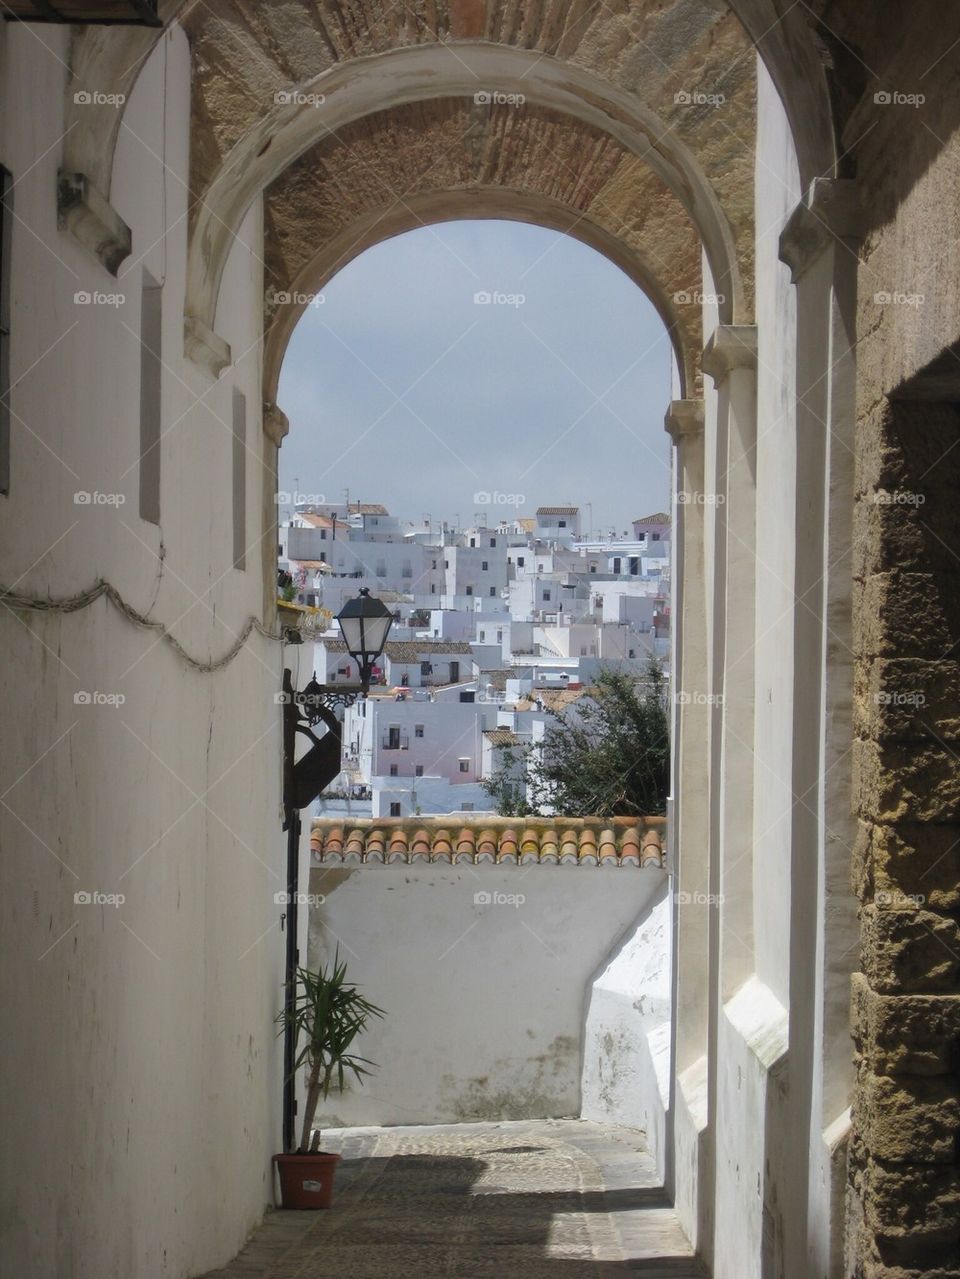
[279,501,671,818]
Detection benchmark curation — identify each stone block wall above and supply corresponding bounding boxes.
[850,398,960,1278]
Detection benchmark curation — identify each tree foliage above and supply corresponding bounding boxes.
[483,659,669,818]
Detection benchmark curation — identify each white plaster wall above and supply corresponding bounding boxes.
[707,57,803,1279]
[714,978,789,1279]
[306,864,666,1127]
[581,881,672,1174]
[751,55,800,1010]
[0,27,284,1279]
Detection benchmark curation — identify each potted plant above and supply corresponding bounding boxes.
[274,952,384,1208]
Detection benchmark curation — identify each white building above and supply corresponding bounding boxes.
[341,693,498,816]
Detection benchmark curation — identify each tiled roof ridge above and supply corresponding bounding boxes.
[310,815,665,869]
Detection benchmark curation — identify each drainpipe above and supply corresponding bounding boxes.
[282,812,301,1154]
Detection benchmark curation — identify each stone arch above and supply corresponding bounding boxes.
[63,1,840,286]
[259,98,708,405]
[186,41,753,351]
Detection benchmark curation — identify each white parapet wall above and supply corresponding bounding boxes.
[580,880,673,1175]
[307,862,667,1128]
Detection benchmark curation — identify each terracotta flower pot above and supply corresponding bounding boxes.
[274,1151,341,1209]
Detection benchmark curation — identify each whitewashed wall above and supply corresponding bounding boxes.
[307,863,666,1128]
[0,26,284,1279]
[581,881,672,1172]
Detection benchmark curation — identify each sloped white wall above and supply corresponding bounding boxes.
[581,880,672,1173]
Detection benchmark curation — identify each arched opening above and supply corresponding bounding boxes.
[274,217,678,1159]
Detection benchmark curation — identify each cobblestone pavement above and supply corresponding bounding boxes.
[201,1120,706,1278]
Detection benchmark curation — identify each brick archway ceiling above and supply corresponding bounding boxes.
[260,97,709,397]
[173,0,756,373]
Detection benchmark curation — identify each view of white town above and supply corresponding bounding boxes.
[279,499,670,821]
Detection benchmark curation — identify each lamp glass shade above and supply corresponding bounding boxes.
[336,589,393,672]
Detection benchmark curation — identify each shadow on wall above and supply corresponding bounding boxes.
[580,880,673,1175]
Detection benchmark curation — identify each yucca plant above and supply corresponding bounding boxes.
[277,951,384,1154]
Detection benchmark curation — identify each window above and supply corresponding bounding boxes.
[465,585,473,596]
[613,557,622,573]
[517,556,524,567]
[320,528,326,539]
[459,760,470,773]
[430,584,436,594]
[469,537,476,547]
[637,531,646,541]
[414,724,424,738]
[389,764,398,777]
[139,271,162,524]
[629,648,636,658]
[444,559,449,568]
[543,589,551,602]
[479,631,485,642]
[319,552,326,562]
[0,166,11,496]
[420,661,432,677]
[489,586,496,596]
[232,388,246,569]
[652,532,661,541]
[390,802,402,817]
[496,629,502,642]
[481,561,488,571]
[558,519,566,528]
[489,537,496,547]
[415,765,424,777]
[432,559,437,569]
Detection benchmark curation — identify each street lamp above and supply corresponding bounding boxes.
[335,587,394,690]
[278,586,392,1153]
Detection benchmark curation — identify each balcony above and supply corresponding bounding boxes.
[381,733,410,750]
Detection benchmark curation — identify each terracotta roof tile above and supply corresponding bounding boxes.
[309,817,668,870]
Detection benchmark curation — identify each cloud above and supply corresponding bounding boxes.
[278,220,671,531]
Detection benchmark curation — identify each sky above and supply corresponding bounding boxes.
[277,220,673,537]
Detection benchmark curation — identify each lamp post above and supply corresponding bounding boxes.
[279,588,393,1152]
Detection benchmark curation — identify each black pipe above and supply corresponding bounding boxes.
[282,812,300,1154]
